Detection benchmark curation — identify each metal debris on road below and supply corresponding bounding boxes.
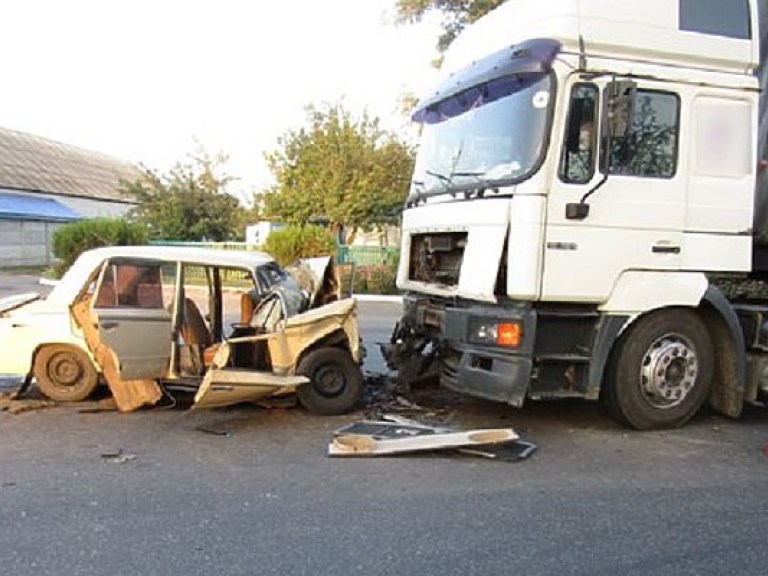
[457,440,538,461]
[328,414,524,458]
[196,426,233,437]
[100,449,137,464]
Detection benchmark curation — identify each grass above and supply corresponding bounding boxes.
[0,265,49,276]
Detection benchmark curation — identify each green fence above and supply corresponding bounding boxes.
[149,240,255,252]
[337,245,399,266]
[151,240,400,266]
[150,240,401,295]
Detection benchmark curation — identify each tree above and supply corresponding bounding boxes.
[395,0,506,53]
[259,103,414,245]
[122,151,244,241]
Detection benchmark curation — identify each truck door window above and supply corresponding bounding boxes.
[605,90,680,179]
[559,83,598,184]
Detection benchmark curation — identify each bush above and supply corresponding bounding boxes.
[262,224,337,266]
[341,263,399,295]
[51,218,149,278]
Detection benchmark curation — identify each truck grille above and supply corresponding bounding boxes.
[408,232,467,287]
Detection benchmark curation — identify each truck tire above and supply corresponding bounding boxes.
[33,345,99,402]
[603,309,713,430]
[296,348,363,415]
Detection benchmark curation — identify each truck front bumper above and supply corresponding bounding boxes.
[393,295,537,406]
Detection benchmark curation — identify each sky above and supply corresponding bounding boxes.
[0,0,440,202]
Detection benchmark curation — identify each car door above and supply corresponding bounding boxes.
[91,259,173,380]
[192,291,307,409]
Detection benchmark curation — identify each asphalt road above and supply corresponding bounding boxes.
[2,272,768,575]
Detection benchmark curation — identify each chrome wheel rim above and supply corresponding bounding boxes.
[639,333,698,409]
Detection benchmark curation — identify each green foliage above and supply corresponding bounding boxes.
[122,150,244,242]
[259,103,414,244]
[261,225,337,267]
[51,218,148,278]
[395,0,506,52]
[339,262,400,295]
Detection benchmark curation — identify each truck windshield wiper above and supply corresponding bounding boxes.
[451,170,486,183]
[425,169,452,186]
[451,170,485,177]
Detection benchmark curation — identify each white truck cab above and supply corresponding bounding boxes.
[386,0,768,429]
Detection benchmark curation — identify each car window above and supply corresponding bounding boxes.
[95,262,166,309]
[256,263,288,294]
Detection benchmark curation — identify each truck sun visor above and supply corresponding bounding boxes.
[412,38,561,125]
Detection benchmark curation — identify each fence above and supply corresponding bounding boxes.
[150,240,400,266]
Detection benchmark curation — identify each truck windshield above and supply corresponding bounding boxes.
[409,72,553,201]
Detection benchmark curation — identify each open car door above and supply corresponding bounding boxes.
[192,260,362,413]
[90,260,173,379]
[192,291,309,409]
[71,259,170,412]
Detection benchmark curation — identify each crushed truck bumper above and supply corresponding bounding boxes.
[383,294,536,406]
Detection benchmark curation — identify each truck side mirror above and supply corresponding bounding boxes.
[603,80,636,139]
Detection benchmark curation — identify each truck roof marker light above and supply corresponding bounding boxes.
[497,322,522,347]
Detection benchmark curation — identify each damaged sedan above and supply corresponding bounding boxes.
[0,246,363,414]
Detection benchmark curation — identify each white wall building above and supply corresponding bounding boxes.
[0,127,141,267]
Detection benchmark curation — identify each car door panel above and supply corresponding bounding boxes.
[91,260,173,380]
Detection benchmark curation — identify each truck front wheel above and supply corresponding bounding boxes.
[603,310,713,430]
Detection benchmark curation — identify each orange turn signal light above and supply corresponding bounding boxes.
[496,322,522,347]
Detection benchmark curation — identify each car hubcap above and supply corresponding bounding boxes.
[313,365,345,397]
[49,353,83,387]
[639,333,698,409]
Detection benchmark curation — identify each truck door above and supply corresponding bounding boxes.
[91,259,173,379]
[543,78,685,302]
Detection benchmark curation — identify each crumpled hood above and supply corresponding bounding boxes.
[0,293,41,316]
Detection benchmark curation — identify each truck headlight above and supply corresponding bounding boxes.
[468,319,522,348]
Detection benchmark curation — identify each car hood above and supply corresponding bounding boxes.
[0,293,41,315]
[285,256,342,311]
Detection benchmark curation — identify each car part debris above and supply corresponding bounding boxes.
[196,426,233,437]
[71,300,162,412]
[328,416,518,457]
[100,449,137,464]
[0,392,57,414]
[457,440,538,461]
[76,398,118,414]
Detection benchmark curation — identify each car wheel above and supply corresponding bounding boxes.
[603,310,713,430]
[296,348,363,415]
[34,345,99,402]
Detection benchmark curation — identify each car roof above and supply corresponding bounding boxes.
[80,245,274,268]
[47,245,275,304]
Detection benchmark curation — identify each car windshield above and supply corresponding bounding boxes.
[409,72,553,201]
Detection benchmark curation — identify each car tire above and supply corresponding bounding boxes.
[296,347,363,415]
[34,345,99,402]
[603,309,713,430]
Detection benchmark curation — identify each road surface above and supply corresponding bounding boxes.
[2,272,768,575]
